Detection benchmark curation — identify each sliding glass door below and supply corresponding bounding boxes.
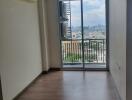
[83,0,106,69]
[59,0,107,70]
[59,0,83,68]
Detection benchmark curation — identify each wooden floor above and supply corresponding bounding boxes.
[16,71,120,100]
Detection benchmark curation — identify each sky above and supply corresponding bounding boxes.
[69,0,106,27]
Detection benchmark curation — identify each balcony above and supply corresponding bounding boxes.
[62,39,106,68]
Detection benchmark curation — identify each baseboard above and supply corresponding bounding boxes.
[50,68,61,71]
[13,71,44,100]
[0,79,3,100]
[42,69,50,74]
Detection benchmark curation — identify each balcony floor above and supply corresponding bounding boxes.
[63,63,106,69]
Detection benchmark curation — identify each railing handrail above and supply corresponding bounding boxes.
[61,39,106,41]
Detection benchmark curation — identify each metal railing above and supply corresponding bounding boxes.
[62,39,106,64]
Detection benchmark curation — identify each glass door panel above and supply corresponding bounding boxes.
[59,0,83,68]
[83,0,106,69]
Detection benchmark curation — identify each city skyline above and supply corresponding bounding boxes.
[70,0,106,27]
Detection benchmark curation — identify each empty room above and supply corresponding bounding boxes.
[0,0,132,100]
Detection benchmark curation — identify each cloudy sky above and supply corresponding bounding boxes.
[70,0,106,26]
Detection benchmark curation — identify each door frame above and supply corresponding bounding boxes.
[58,0,109,71]
[106,0,110,71]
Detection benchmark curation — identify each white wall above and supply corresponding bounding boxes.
[0,0,42,100]
[109,0,126,100]
[47,0,62,68]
